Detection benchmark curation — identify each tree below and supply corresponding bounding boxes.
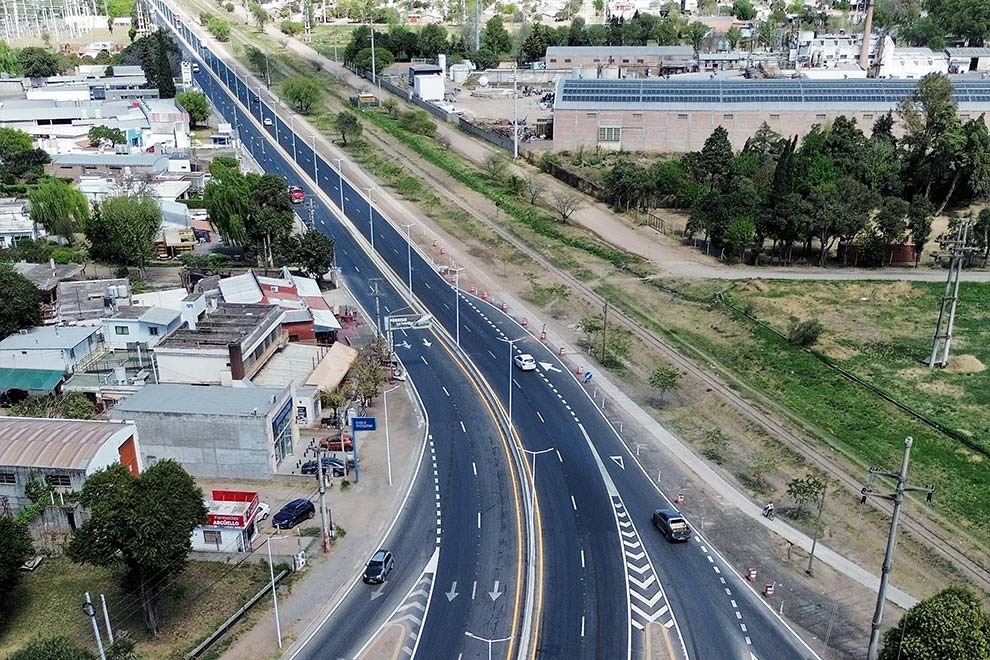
[0,40,21,75]
[483,153,508,181]
[176,90,210,127]
[682,22,710,52]
[0,127,50,184]
[733,0,757,19]
[10,637,94,660]
[280,19,304,35]
[690,126,734,190]
[418,24,449,58]
[525,174,543,205]
[481,15,513,56]
[29,178,90,241]
[353,46,393,76]
[398,110,436,137]
[85,193,162,274]
[334,111,362,145]
[249,2,269,29]
[0,516,33,619]
[875,196,910,262]
[521,24,550,61]
[319,388,349,426]
[208,17,231,41]
[18,47,59,77]
[923,0,990,47]
[286,230,334,281]
[724,216,755,261]
[786,474,825,514]
[550,190,584,223]
[0,263,40,340]
[649,364,680,406]
[726,25,743,50]
[879,586,990,660]
[68,461,207,634]
[9,391,96,419]
[281,75,324,114]
[907,194,934,266]
[87,125,126,147]
[153,30,176,98]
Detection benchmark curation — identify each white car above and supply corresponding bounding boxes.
[263,117,273,126]
[256,502,271,521]
[513,354,536,371]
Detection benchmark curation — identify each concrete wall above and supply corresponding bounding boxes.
[102,318,181,349]
[191,524,252,552]
[552,107,990,152]
[0,465,86,512]
[155,350,230,384]
[114,410,276,480]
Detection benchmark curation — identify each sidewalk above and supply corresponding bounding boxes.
[218,382,426,659]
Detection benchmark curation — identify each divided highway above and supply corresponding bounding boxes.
[153,4,822,658]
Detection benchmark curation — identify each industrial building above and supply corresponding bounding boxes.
[551,77,990,152]
[0,417,141,513]
[545,46,696,77]
[109,383,296,480]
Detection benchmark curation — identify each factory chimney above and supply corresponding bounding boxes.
[859,0,874,71]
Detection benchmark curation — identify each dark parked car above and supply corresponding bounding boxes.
[363,549,394,584]
[300,458,346,478]
[652,508,692,542]
[272,499,315,529]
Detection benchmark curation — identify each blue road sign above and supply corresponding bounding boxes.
[352,417,377,432]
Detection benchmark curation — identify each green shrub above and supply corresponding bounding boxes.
[787,318,823,347]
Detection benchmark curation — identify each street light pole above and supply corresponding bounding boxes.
[266,537,283,649]
[450,266,465,349]
[521,446,554,496]
[365,187,375,251]
[497,336,524,436]
[402,222,414,294]
[383,384,399,486]
[369,22,376,85]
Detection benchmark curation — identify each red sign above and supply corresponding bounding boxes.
[206,490,260,528]
[209,513,245,527]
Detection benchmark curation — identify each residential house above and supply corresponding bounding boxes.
[102,306,183,349]
[0,199,43,248]
[0,325,100,373]
[58,278,131,323]
[12,261,86,322]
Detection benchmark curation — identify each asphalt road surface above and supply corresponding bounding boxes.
[154,6,821,658]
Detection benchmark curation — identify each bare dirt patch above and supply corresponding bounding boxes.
[944,354,987,374]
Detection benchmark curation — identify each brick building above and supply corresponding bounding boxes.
[551,77,990,153]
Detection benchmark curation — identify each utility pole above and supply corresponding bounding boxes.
[370,278,384,336]
[862,437,935,660]
[369,20,376,85]
[512,72,518,159]
[600,301,608,364]
[316,445,332,551]
[99,594,114,644]
[927,219,975,369]
[83,593,107,660]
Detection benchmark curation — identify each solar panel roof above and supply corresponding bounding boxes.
[554,78,990,110]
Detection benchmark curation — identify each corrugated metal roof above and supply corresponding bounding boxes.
[305,342,358,392]
[0,325,98,351]
[0,417,133,470]
[111,383,288,417]
[946,47,990,57]
[218,272,264,304]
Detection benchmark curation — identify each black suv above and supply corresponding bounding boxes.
[272,499,315,529]
[300,458,346,478]
[363,549,394,584]
[652,508,692,542]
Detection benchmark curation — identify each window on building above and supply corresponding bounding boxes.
[564,58,571,63]
[677,113,689,119]
[769,114,780,119]
[622,59,630,63]
[115,326,129,335]
[863,114,873,120]
[45,474,71,488]
[203,530,222,545]
[598,127,621,143]
[0,472,16,485]
[637,59,644,63]
[816,114,827,120]
[149,327,159,336]
[631,113,642,119]
[723,113,734,119]
[586,112,597,118]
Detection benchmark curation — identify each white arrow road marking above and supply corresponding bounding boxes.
[488,580,502,601]
[538,361,562,373]
[610,456,625,469]
[446,581,459,601]
[370,584,386,600]
[422,338,432,348]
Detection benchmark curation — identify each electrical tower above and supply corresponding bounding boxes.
[926,220,976,369]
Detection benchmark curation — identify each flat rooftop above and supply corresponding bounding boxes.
[156,303,281,349]
[0,324,98,351]
[554,77,990,111]
[111,383,287,417]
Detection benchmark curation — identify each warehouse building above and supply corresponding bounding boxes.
[545,46,696,77]
[552,77,990,152]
